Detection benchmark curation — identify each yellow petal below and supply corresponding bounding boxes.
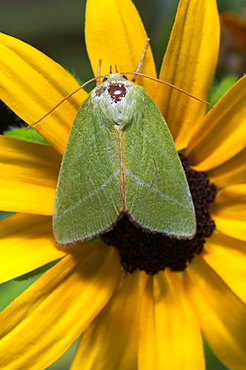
[156,0,219,149]
[203,233,246,303]
[85,0,156,98]
[207,147,246,188]
[0,244,121,370]
[0,213,66,283]
[0,33,87,154]
[138,271,205,370]
[185,256,246,370]
[0,136,60,215]
[187,75,246,170]
[71,271,148,370]
[210,184,246,241]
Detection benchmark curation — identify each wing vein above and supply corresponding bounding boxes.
[59,171,119,217]
[125,170,190,209]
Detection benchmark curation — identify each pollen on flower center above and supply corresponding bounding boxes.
[101,153,217,274]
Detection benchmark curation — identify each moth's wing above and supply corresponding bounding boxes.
[53,96,122,244]
[123,87,196,239]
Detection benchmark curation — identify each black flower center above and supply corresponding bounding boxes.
[101,153,216,274]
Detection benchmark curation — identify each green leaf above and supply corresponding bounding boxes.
[14,259,61,281]
[210,75,238,106]
[4,127,50,146]
[0,211,15,220]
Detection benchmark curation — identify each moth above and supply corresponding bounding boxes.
[53,72,197,244]
[30,41,206,245]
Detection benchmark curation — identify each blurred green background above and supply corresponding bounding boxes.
[1,0,246,369]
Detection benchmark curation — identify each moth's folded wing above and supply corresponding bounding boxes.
[53,97,123,244]
[123,88,196,239]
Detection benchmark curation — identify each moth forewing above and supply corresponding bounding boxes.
[53,80,123,244]
[122,84,196,238]
[53,73,196,245]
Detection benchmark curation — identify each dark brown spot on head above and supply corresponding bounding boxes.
[108,84,127,103]
[95,85,107,97]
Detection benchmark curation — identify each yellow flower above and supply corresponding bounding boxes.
[0,0,246,369]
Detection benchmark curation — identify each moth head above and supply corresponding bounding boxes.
[102,73,128,83]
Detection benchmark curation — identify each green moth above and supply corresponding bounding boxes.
[53,73,196,244]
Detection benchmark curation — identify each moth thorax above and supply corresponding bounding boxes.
[108,84,127,103]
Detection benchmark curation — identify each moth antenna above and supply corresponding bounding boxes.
[115,64,118,73]
[96,59,102,85]
[109,65,112,74]
[132,38,151,83]
[26,74,111,129]
[123,72,213,108]
[27,67,212,130]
